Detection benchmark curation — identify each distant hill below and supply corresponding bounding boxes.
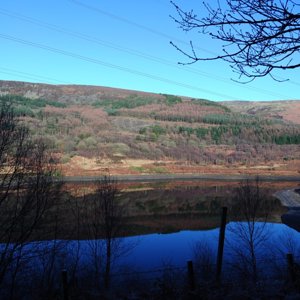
[0,80,299,176]
[0,80,174,104]
[221,100,300,125]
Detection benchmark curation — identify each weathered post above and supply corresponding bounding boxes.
[187,260,195,292]
[216,206,227,283]
[62,269,69,300]
[287,253,296,283]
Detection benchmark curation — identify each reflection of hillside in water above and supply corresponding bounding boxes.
[56,180,289,239]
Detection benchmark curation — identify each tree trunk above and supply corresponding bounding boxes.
[104,240,111,290]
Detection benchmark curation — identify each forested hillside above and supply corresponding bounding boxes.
[1,80,300,176]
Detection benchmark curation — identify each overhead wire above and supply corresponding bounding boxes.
[68,0,217,56]
[0,67,71,84]
[0,8,295,100]
[68,0,300,97]
[0,33,239,99]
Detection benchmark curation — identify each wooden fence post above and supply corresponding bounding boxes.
[216,206,227,283]
[62,269,69,300]
[187,260,195,292]
[287,253,296,283]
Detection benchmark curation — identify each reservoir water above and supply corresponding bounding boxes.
[1,179,300,298]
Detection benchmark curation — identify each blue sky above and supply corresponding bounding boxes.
[0,0,299,101]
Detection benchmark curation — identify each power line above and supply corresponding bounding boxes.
[67,2,298,99]
[0,8,295,100]
[0,70,55,83]
[0,8,182,67]
[68,0,217,56]
[0,67,71,84]
[68,0,300,97]
[0,33,238,99]
[0,8,214,74]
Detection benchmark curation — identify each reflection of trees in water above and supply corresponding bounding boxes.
[227,178,283,283]
[4,222,299,299]
[119,185,232,215]
[53,181,286,239]
[119,183,283,223]
[64,175,136,292]
[1,185,298,299]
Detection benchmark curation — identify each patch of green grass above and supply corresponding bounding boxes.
[130,166,147,173]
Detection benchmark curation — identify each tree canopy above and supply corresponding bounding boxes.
[171,0,300,80]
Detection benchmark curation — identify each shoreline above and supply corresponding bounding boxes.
[274,188,300,232]
[60,173,300,183]
[274,189,300,208]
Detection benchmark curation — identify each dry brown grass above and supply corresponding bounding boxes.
[60,155,300,177]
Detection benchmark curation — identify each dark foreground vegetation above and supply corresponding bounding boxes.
[0,102,299,299]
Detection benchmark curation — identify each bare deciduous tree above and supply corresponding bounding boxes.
[171,0,300,80]
[85,175,128,290]
[0,101,61,297]
[228,177,273,282]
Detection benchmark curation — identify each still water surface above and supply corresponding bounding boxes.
[61,179,294,237]
[22,222,300,277]
[29,180,300,271]
[1,179,300,298]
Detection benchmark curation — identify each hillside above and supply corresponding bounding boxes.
[0,80,300,177]
[222,100,300,125]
